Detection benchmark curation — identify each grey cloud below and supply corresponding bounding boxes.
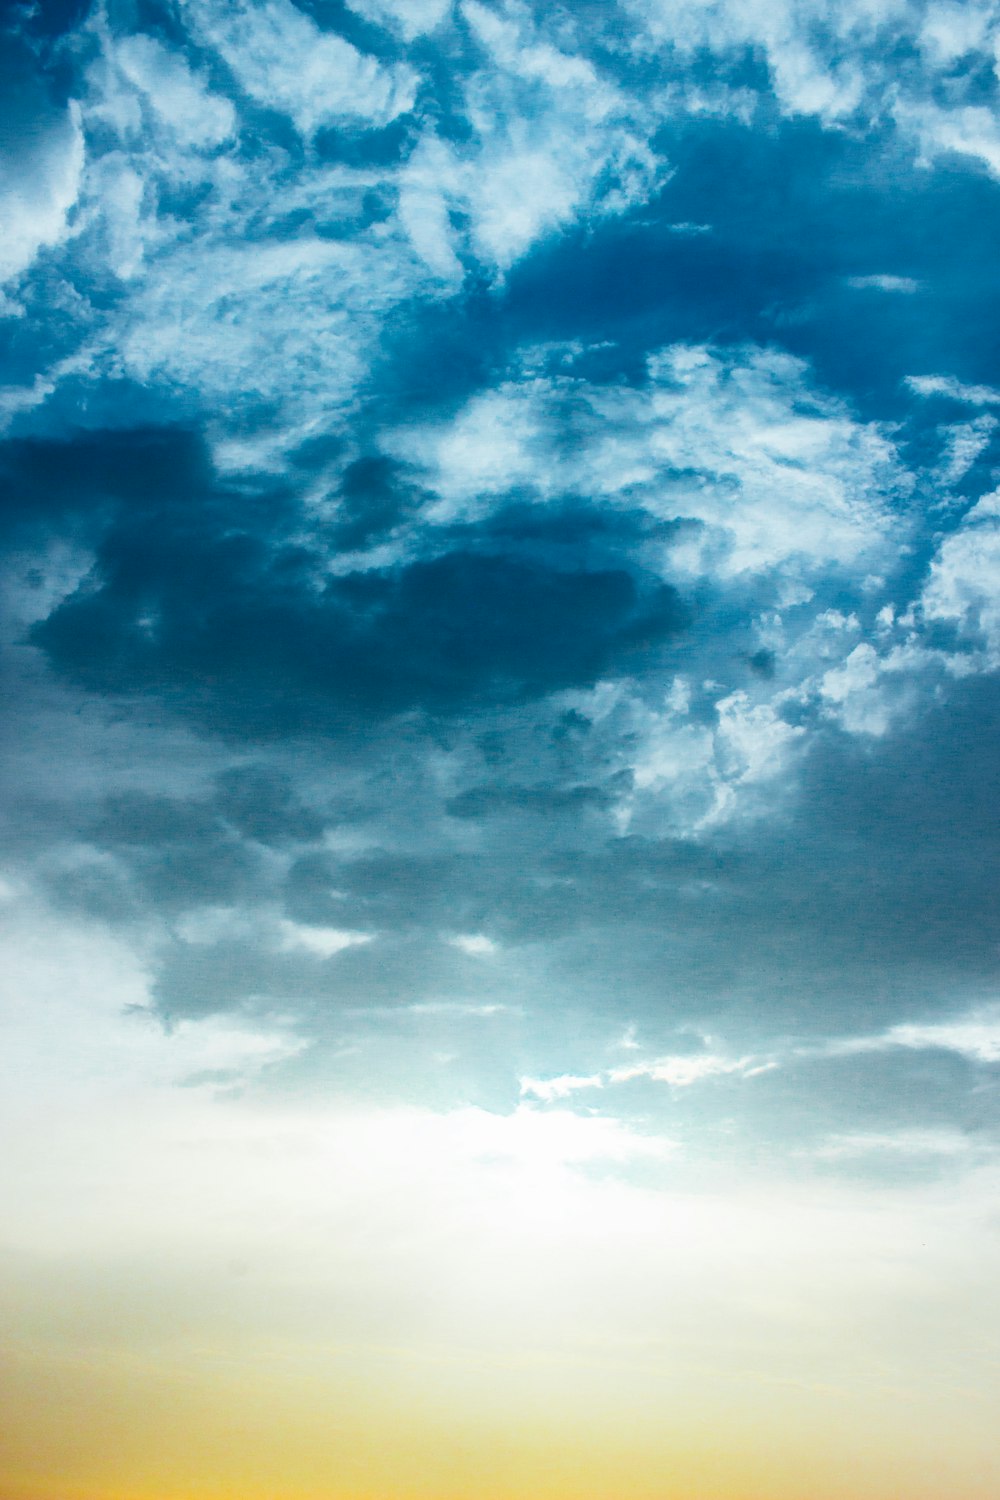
[31,495,688,734]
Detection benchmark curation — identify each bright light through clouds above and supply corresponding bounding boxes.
[3,0,1000,1497]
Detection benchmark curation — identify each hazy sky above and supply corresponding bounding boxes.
[3,2,1000,1498]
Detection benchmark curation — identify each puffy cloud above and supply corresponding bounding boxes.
[187,0,419,135]
[346,0,454,39]
[0,100,83,286]
[388,343,903,579]
[448,932,498,956]
[897,99,1000,178]
[921,490,1000,661]
[397,1,663,279]
[627,0,1000,182]
[111,33,236,149]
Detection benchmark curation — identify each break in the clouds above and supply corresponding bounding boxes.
[3,4,1000,1498]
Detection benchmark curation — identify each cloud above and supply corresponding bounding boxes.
[809,1128,975,1160]
[346,0,453,40]
[626,0,1000,184]
[0,97,83,286]
[610,1052,771,1087]
[873,1009,1000,1065]
[277,920,373,958]
[188,0,419,136]
[396,1,663,280]
[846,275,920,293]
[906,374,1000,405]
[520,1073,603,1102]
[388,343,903,578]
[111,34,237,149]
[0,878,307,1105]
[31,510,687,733]
[921,490,1000,661]
[521,1043,772,1101]
[448,933,498,956]
[0,0,673,456]
[884,1014,1000,1063]
[898,100,1000,179]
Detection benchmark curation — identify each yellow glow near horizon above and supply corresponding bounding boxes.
[3,893,1000,1500]
[4,1323,1000,1500]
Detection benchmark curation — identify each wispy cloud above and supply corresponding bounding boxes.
[847,274,920,293]
[907,374,1000,405]
[828,1007,1000,1066]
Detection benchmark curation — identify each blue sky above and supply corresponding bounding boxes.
[2,5,1000,1496]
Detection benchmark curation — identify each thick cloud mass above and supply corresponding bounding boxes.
[2,0,1000,1169]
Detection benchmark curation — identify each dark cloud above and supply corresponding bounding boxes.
[31,489,688,733]
[329,455,420,550]
[0,427,214,541]
[86,790,266,910]
[211,764,325,845]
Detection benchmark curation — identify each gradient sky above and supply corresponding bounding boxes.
[3,2,1000,1497]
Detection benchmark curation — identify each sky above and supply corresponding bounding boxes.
[2,1,1000,1497]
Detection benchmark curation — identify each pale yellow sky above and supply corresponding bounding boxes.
[3,888,1000,1500]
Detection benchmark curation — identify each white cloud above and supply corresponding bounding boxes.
[82,149,157,280]
[825,1004,1000,1066]
[919,2,994,65]
[818,641,890,734]
[932,416,997,488]
[406,1000,509,1015]
[175,905,259,945]
[0,881,306,1116]
[522,1041,773,1098]
[610,1052,772,1087]
[188,0,419,136]
[346,0,453,39]
[810,1127,975,1160]
[389,344,902,579]
[397,1,663,278]
[712,690,805,791]
[626,0,898,122]
[898,99,1000,178]
[907,373,1000,406]
[0,102,84,285]
[520,1073,604,1101]
[921,489,1000,661]
[17,0,668,449]
[113,33,236,148]
[626,0,1000,185]
[0,346,100,432]
[448,932,498,956]
[178,909,373,958]
[847,274,920,293]
[277,920,373,958]
[885,1012,1000,1064]
[396,134,467,282]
